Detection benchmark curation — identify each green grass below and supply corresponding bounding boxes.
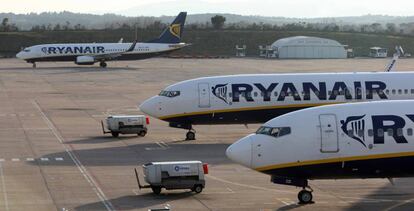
[1,30,414,57]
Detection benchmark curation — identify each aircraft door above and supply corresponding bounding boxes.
[198,83,210,108]
[319,114,339,153]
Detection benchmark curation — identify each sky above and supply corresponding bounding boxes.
[1,0,414,18]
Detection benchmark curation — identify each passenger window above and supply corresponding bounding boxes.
[368,129,373,137]
[408,128,413,136]
[294,92,299,97]
[405,89,409,94]
[411,89,414,94]
[229,92,232,98]
[385,89,390,94]
[378,129,384,137]
[280,91,285,97]
[397,128,403,137]
[254,92,258,97]
[358,130,364,137]
[392,89,396,94]
[398,89,402,94]
[387,129,393,136]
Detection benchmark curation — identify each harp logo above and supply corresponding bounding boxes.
[340,115,367,147]
[169,24,181,38]
[41,47,48,54]
[212,84,229,104]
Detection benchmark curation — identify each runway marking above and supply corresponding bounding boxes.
[0,163,9,211]
[11,158,20,162]
[40,158,49,161]
[55,157,63,161]
[33,100,115,211]
[0,159,4,162]
[385,199,414,210]
[205,174,295,194]
[145,142,170,151]
[206,174,299,206]
[279,200,292,206]
[0,128,50,131]
[26,158,35,161]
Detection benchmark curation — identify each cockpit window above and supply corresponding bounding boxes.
[23,48,31,52]
[159,90,180,97]
[256,126,291,138]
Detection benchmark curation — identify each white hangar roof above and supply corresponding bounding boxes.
[271,36,344,48]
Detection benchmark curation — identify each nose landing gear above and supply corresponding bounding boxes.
[99,61,107,68]
[186,129,196,140]
[169,122,196,141]
[271,176,314,204]
[298,186,314,204]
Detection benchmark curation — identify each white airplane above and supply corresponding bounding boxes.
[16,12,188,68]
[226,100,414,204]
[140,71,414,140]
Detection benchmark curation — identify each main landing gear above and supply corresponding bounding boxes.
[32,62,36,68]
[99,61,107,68]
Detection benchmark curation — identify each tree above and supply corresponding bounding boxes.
[211,15,226,29]
[386,23,396,34]
[0,18,9,32]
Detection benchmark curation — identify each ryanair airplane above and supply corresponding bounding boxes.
[140,72,414,140]
[227,100,414,203]
[16,12,188,68]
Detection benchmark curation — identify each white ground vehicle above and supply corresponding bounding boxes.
[102,115,149,137]
[135,161,208,194]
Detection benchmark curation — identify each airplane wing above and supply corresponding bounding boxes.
[93,40,137,61]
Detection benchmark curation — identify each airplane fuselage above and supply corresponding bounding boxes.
[140,72,414,128]
[17,42,186,63]
[227,100,414,180]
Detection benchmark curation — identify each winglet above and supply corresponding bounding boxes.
[127,40,137,52]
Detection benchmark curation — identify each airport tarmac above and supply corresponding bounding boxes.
[1,57,414,210]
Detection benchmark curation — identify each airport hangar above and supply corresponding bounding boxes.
[271,36,347,59]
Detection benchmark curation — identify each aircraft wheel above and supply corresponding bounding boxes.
[32,62,37,68]
[298,190,313,204]
[100,61,107,68]
[186,131,195,140]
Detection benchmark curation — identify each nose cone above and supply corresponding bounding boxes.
[226,135,253,168]
[139,96,160,118]
[16,52,23,59]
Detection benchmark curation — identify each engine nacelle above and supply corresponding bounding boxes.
[75,56,95,65]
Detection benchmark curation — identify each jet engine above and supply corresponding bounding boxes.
[75,56,95,65]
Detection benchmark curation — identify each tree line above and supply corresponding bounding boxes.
[1,15,414,36]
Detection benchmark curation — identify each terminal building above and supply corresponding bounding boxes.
[269,36,347,59]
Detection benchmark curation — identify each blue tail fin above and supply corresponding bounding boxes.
[148,12,187,44]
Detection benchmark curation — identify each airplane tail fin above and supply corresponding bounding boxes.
[148,12,187,44]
